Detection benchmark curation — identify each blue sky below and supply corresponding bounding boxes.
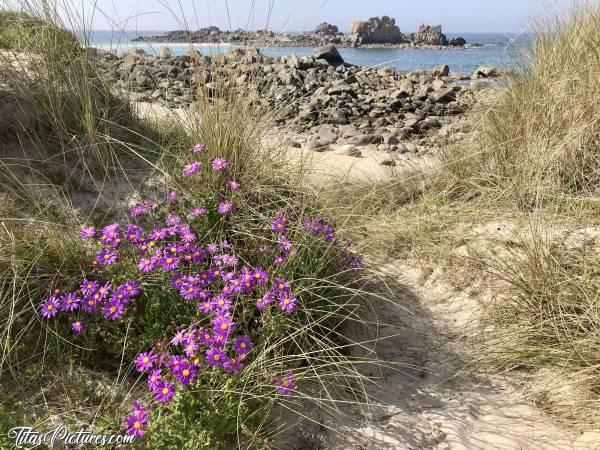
[87,0,578,33]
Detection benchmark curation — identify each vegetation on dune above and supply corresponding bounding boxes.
[0,5,383,450]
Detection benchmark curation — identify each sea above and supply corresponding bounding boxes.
[83,31,530,75]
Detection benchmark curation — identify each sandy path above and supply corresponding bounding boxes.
[318,261,597,449]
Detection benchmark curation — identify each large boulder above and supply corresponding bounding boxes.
[349,16,404,46]
[158,46,173,58]
[315,22,339,36]
[314,44,344,66]
[448,36,466,47]
[411,24,447,45]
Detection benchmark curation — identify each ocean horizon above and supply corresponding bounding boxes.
[82,30,530,74]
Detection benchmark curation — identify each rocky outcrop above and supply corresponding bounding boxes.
[135,19,466,49]
[411,25,447,46]
[349,16,405,46]
[315,22,339,36]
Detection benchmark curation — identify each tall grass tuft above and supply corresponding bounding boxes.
[433,3,600,208]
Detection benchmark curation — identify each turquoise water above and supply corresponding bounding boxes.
[84,31,528,75]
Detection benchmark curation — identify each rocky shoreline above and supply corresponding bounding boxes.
[134,17,468,50]
[95,44,506,163]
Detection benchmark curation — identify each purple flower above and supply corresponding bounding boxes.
[40,297,60,318]
[191,206,206,217]
[211,157,229,171]
[170,274,185,290]
[97,248,117,266]
[206,244,219,254]
[212,294,231,311]
[206,347,226,367]
[103,298,125,320]
[272,213,287,234]
[168,355,184,371]
[174,361,197,385]
[180,231,196,244]
[147,369,162,390]
[166,190,177,203]
[213,316,234,337]
[217,200,233,215]
[121,281,140,297]
[98,282,111,298]
[71,320,85,333]
[198,299,214,314]
[124,412,147,437]
[223,356,244,374]
[80,279,98,296]
[191,143,205,154]
[234,336,253,354]
[198,329,213,346]
[180,283,201,301]
[82,296,99,313]
[277,372,296,395]
[274,255,287,266]
[160,255,179,271]
[135,351,157,372]
[171,330,186,346]
[138,256,157,273]
[273,278,291,296]
[279,294,297,313]
[80,226,96,239]
[166,215,181,227]
[61,293,81,312]
[227,180,240,190]
[257,292,274,311]
[153,380,175,403]
[183,340,199,357]
[183,161,200,176]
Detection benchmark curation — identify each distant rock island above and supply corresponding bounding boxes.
[134,16,466,49]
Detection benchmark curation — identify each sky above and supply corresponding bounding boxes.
[73,0,579,33]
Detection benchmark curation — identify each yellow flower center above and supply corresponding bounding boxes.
[110,306,116,313]
[188,287,194,293]
[240,342,246,348]
[166,258,173,264]
[134,421,141,429]
[282,380,289,387]
[220,323,228,330]
[214,354,220,361]
[88,300,94,306]
[75,321,80,326]
[162,388,169,395]
[182,369,190,377]
[103,255,110,260]
[47,305,53,310]
[145,260,150,265]
[142,357,149,363]
[284,299,290,305]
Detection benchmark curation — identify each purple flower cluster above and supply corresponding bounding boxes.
[39,280,140,324]
[38,143,365,439]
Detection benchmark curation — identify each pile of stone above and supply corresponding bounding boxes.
[95,45,505,159]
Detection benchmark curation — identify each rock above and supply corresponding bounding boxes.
[432,64,449,77]
[327,82,354,95]
[380,159,397,166]
[349,16,404,46]
[353,134,382,146]
[314,44,344,66]
[448,37,466,47]
[411,24,447,45]
[158,46,173,58]
[382,133,399,145]
[315,22,339,36]
[429,87,456,103]
[431,79,445,90]
[471,66,500,79]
